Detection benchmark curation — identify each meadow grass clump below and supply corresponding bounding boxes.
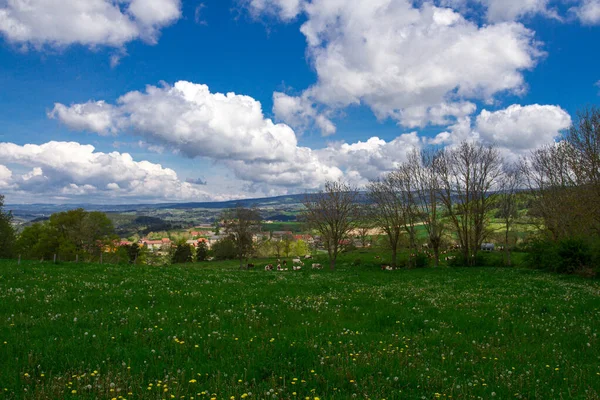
[1,257,600,399]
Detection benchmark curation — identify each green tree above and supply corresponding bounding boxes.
[0,194,15,258]
[222,206,262,269]
[196,240,209,261]
[293,239,309,257]
[172,243,193,264]
[212,237,237,260]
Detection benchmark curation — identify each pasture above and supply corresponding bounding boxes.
[1,258,600,399]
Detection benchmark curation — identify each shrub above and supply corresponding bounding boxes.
[526,237,595,274]
[414,253,429,268]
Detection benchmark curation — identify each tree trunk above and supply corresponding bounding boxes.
[433,245,440,268]
[391,246,397,269]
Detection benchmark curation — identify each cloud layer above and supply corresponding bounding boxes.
[49,79,573,200]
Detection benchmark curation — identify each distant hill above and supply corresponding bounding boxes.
[7,192,371,222]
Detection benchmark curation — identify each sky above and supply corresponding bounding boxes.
[0,0,599,204]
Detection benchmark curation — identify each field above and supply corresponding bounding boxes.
[1,257,600,400]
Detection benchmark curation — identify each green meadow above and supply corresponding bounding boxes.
[1,256,600,400]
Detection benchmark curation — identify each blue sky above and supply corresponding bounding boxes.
[0,0,599,204]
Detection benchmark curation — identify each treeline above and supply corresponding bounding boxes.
[302,108,600,274]
[1,208,117,262]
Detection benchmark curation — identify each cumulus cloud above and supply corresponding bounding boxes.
[0,0,181,51]
[475,104,572,150]
[469,0,556,22]
[49,101,119,135]
[430,104,572,160]
[49,79,574,198]
[0,164,13,188]
[272,92,336,136]
[315,133,422,186]
[0,141,220,202]
[246,0,543,129]
[51,81,343,189]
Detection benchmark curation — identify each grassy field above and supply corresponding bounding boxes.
[1,256,600,400]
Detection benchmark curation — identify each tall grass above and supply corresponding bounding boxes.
[1,256,599,399]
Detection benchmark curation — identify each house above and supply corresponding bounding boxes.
[139,238,172,251]
[272,231,293,240]
[481,243,495,252]
[186,238,210,248]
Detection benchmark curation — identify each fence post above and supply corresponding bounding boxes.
[76,254,78,263]
[100,253,103,265]
[18,254,21,265]
[53,254,56,264]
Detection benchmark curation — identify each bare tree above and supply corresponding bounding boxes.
[523,142,581,240]
[367,175,403,268]
[355,204,374,248]
[438,141,503,266]
[222,205,262,269]
[497,163,522,266]
[409,149,446,267]
[302,181,360,270]
[391,164,420,267]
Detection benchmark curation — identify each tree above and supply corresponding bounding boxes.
[438,142,503,266]
[212,237,237,260]
[16,209,115,262]
[497,163,522,266]
[302,181,359,270]
[0,194,15,259]
[282,233,293,257]
[367,175,403,268]
[355,205,374,248]
[391,163,421,267]
[409,149,446,267]
[222,206,262,269]
[523,108,600,240]
[172,242,194,264]
[196,240,209,261]
[293,239,309,257]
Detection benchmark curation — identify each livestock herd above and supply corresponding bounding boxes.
[263,255,323,271]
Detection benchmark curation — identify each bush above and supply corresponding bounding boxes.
[414,253,429,268]
[525,237,595,274]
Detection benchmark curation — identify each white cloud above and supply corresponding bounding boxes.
[571,0,600,24]
[316,133,422,185]
[0,141,221,202]
[250,0,542,129]
[272,92,336,136]
[49,101,119,135]
[478,0,554,22]
[0,164,12,188]
[51,81,344,189]
[0,0,181,50]
[246,0,304,20]
[430,104,572,160]
[475,104,571,150]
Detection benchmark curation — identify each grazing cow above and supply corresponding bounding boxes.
[283,260,287,266]
[304,255,313,259]
[265,264,274,271]
[247,263,255,269]
[277,264,283,271]
[312,263,322,269]
[292,258,302,264]
[381,264,393,271]
[293,265,302,271]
